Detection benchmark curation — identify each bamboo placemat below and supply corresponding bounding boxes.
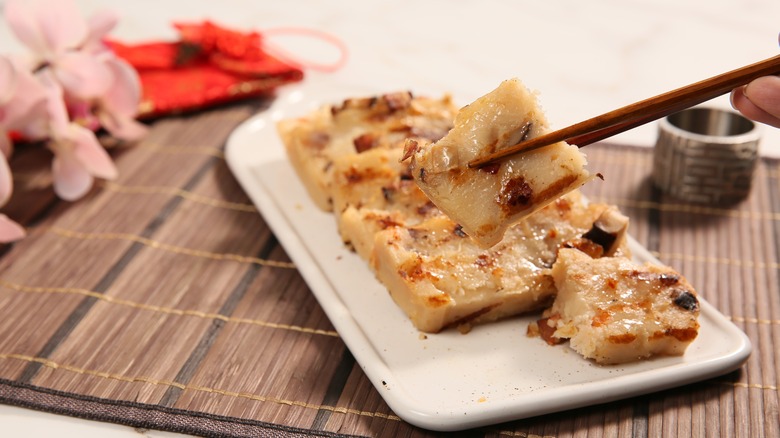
[0,99,777,438]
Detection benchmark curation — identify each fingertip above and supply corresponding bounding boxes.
[743,75,780,99]
[729,85,745,110]
[730,85,751,114]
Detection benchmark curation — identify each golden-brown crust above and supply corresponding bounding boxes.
[279,86,691,353]
[280,92,457,213]
[405,79,592,248]
[542,248,700,364]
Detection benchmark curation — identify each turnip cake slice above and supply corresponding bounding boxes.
[536,248,700,364]
[404,78,592,248]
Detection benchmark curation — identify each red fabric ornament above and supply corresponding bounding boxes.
[107,21,305,119]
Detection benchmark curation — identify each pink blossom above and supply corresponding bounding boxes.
[0,56,46,242]
[0,0,145,240]
[95,57,148,141]
[5,0,115,99]
[0,214,26,242]
[0,138,18,243]
[0,56,49,155]
[39,71,117,200]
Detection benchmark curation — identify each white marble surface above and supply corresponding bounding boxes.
[1,0,779,436]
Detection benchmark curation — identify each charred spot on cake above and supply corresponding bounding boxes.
[399,164,414,180]
[630,271,684,289]
[329,104,343,117]
[330,97,366,115]
[659,273,680,286]
[533,174,579,205]
[377,216,403,230]
[353,133,379,153]
[407,228,430,241]
[330,92,412,119]
[305,131,330,151]
[607,333,637,344]
[513,121,533,145]
[426,293,452,308]
[536,315,563,345]
[418,167,427,183]
[343,166,381,184]
[651,327,700,343]
[381,186,394,202]
[637,298,653,311]
[453,224,468,238]
[474,254,491,268]
[388,123,448,142]
[400,139,419,162]
[664,327,699,342]
[671,289,699,312]
[591,308,611,327]
[479,162,501,175]
[485,138,500,155]
[563,238,605,259]
[448,168,473,187]
[498,176,533,209]
[630,270,664,284]
[383,91,413,111]
[581,225,617,255]
[410,125,452,142]
[398,256,427,282]
[388,121,413,133]
[417,201,438,216]
[449,303,502,332]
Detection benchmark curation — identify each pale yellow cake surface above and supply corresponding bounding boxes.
[540,248,701,364]
[405,78,592,248]
[278,92,457,211]
[330,148,438,226]
[278,86,698,355]
[370,192,626,332]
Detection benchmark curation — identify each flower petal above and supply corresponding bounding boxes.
[0,152,13,205]
[52,147,93,200]
[1,62,49,130]
[69,124,118,179]
[102,58,142,117]
[37,70,70,135]
[0,57,17,104]
[0,133,12,158]
[53,52,112,99]
[98,110,148,141]
[35,0,88,53]
[97,58,147,140]
[0,215,26,243]
[4,0,50,54]
[84,9,119,52]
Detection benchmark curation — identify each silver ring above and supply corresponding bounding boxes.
[652,107,761,205]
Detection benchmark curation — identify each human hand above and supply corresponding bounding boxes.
[731,75,780,128]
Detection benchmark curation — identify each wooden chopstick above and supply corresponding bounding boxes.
[468,54,780,168]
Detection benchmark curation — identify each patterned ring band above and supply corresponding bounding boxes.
[652,107,761,205]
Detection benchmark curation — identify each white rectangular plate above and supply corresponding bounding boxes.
[225,88,751,432]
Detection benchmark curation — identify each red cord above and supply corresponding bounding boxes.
[261,27,349,73]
